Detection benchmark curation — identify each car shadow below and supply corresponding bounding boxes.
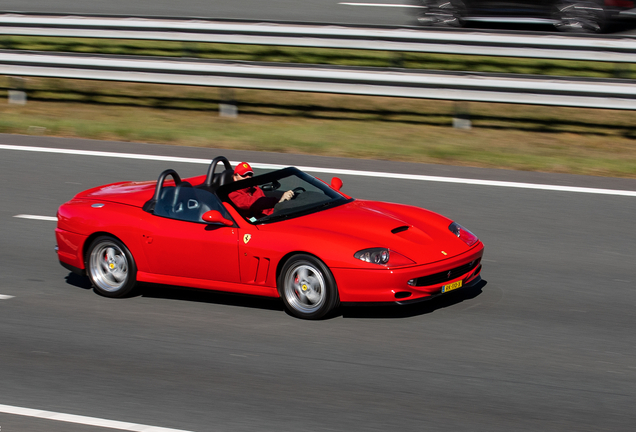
[339,279,487,319]
[65,273,93,290]
[64,272,485,318]
[137,283,285,313]
[63,272,283,311]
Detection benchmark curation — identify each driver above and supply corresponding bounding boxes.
[228,162,294,218]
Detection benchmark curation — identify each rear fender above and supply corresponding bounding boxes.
[57,200,149,272]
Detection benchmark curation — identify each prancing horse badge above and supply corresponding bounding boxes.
[243,234,252,244]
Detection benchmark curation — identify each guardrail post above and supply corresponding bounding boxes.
[7,77,27,105]
[219,88,238,118]
[452,102,471,130]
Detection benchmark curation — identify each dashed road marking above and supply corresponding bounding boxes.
[0,403,195,432]
[0,294,15,300]
[14,214,57,221]
[339,2,423,7]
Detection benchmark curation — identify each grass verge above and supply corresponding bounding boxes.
[2,78,635,178]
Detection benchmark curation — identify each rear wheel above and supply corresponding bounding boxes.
[278,254,339,320]
[416,0,466,27]
[86,236,137,298]
[554,1,605,33]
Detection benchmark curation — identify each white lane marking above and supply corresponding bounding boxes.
[339,2,423,7]
[2,144,636,197]
[0,403,195,432]
[273,164,636,197]
[0,294,15,300]
[0,144,212,164]
[14,214,58,221]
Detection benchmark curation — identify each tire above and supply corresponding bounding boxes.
[278,254,339,320]
[416,0,466,28]
[553,1,605,33]
[86,236,137,298]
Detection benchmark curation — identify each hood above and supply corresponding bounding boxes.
[259,200,475,266]
[74,180,157,207]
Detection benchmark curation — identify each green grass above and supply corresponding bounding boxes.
[2,89,636,178]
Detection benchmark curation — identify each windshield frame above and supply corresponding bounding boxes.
[216,167,353,224]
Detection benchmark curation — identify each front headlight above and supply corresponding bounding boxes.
[449,222,478,246]
[354,248,415,267]
[355,248,389,264]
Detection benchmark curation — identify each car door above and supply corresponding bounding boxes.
[139,185,240,283]
[140,217,240,283]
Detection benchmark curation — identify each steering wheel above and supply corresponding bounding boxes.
[291,187,306,198]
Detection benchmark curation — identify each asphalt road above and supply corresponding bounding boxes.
[0,0,413,26]
[0,133,635,431]
[4,0,636,36]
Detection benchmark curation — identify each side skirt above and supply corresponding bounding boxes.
[137,272,280,298]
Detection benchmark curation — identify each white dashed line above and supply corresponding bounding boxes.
[0,294,14,300]
[339,2,423,7]
[0,404,195,432]
[14,214,58,221]
[2,144,636,197]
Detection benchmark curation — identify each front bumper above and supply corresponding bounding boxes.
[331,244,483,303]
[395,275,482,305]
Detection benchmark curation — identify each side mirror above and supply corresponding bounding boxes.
[261,180,281,192]
[331,177,343,191]
[202,210,233,226]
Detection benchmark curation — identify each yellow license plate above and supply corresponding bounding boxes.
[442,280,463,293]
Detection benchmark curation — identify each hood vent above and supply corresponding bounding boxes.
[391,225,410,234]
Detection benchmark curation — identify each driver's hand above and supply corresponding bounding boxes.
[279,190,294,202]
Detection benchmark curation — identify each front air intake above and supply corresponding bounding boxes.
[408,259,481,287]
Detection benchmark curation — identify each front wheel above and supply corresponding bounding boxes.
[86,236,137,298]
[278,254,339,320]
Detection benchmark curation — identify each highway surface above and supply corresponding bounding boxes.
[0,0,413,26]
[5,0,636,35]
[1,134,635,431]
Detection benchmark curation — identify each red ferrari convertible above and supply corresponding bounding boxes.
[56,156,484,319]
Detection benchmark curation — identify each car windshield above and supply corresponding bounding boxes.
[216,167,352,224]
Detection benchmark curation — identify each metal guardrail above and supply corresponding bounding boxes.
[1,14,635,110]
[1,51,635,110]
[1,14,636,62]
